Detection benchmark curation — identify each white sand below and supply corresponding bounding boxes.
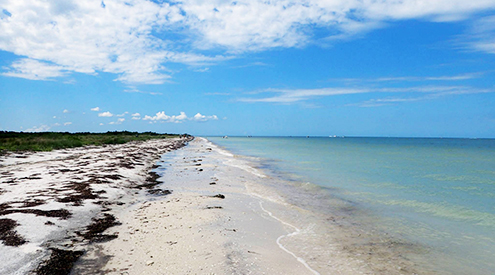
[0,138,187,274]
[75,137,319,274]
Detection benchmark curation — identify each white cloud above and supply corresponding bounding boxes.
[99,123,104,126]
[116,112,129,117]
[0,0,220,84]
[123,88,162,95]
[1,59,67,80]
[329,73,484,83]
[239,85,494,104]
[63,109,69,113]
[374,73,483,82]
[98,111,113,117]
[463,15,495,54]
[142,111,218,123]
[108,118,126,125]
[91,107,100,111]
[143,111,188,123]
[131,113,141,117]
[1,0,495,83]
[178,0,495,52]
[131,113,141,120]
[25,124,50,132]
[239,87,368,103]
[194,67,209,72]
[64,122,72,126]
[192,113,219,122]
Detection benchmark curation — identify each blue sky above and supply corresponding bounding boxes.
[1,0,495,137]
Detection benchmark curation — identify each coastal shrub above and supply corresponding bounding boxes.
[0,131,180,152]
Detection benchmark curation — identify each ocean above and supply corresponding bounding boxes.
[207,136,495,274]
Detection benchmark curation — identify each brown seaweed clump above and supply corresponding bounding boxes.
[134,171,161,189]
[34,248,84,275]
[0,218,27,246]
[78,213,121,242]
[0,208,71,219]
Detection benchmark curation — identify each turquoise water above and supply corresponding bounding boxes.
[207,136,495,274]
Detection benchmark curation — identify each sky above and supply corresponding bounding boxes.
[1,0,495,138]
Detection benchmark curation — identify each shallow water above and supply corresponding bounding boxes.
[207,136,495,274]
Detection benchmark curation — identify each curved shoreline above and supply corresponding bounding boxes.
[76,137,431,274]
[1,136,444,274]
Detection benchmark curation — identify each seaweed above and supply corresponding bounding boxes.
[34,248,84,275]
[0,218,27,246]
[22,199,46,208]
[0,209,71,219]
[148,189,172,196]
[134,171,161,189]
[56,181,98,206]
[79,213,121,242]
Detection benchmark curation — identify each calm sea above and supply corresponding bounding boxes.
[207,136,495,274]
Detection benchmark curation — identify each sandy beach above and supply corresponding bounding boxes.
[0,137,189,274]
[1,137,430,274]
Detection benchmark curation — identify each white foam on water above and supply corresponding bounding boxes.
[258,201,321,275]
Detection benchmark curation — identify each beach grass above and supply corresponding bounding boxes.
[0,131,182,152]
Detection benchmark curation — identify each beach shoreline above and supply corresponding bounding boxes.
[73,137,434,274]
[2,136,438,274]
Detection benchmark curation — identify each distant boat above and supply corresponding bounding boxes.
[223,136,228,139]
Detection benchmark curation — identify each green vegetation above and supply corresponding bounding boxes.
[0,131,183,152]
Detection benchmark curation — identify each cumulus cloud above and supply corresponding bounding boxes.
[142,111,218,123]
[143,111,188,123]
[131,113,141,120]
[63,109,69,113]
[0,0,222,84]
[1,0,494,83]
[91,107,100,111]
[192,113,219,122]
[98,111,113,117]
[64,122,72,126]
